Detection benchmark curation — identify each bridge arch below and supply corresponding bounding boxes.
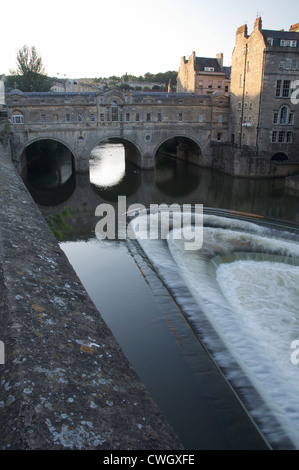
[24,136,77,159]
[154,135,204,166]
[21,138,76,206]
[87,135,143,169]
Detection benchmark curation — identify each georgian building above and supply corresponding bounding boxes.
[176,51,230,95]
[229,17,299,164]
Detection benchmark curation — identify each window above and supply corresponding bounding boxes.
[276,80,291,98]
[288,112,294,125]
[77,114,83,122]
[280,106,288,124]
[272,130,278,143]
[135,113,140,122]
[178,113,183,122]
[279,131,286,142]
[267,37,273,46]
[111,101,119,121]
[276,80,282,97]
[283,80,291,97]
[41,114,46,124]
[65,113,71,123]
[100,113,104,121]
[208,80,213,88]
[280,39,297,47]
[285,58,292,69]
[249,102,253,110]
[274,106,294,125]
[90,114,95,122]
[146,113,151,122]
[272,130,292,143]
[198,80,203,88]
[199,114,204,123]
[238,102,242,111]
[217,132,221,141]
[12,114,24,124]
[218,81,222,89]
[204,67,214,72]
[125,113,130,122]
[218,114,223,123]
[158,113,162,122]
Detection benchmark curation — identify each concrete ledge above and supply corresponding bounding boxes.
[0,143,182,450]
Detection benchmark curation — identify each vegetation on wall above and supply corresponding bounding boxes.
[45,206,72,240]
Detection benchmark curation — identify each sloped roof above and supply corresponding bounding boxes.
[194,57,222,73]
[262,29,299,46]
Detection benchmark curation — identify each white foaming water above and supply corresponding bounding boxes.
[132,211,299,448]
[216,260,299,387]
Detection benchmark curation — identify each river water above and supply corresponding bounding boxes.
[24,143,299,450]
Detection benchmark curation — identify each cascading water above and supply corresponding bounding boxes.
[130,208,299,449]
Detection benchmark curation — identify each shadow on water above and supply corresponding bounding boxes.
[155,152,201,198]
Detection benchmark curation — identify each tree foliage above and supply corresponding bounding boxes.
[7,45,53,92]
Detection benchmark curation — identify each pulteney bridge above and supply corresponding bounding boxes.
[6,88,229,174]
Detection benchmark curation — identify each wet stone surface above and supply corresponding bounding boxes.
[0,143,182,450]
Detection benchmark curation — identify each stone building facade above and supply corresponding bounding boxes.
[229,17,299,165]
[177,51,230,95]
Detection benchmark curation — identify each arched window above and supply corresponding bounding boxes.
[11,110,24,124]
[274,105,294,125]
[111,100,119,122]
[280,106,288,124]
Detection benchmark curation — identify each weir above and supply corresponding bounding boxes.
[133,210,299,449]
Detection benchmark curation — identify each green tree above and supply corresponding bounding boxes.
[7,45,53,92]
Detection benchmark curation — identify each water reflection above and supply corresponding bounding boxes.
[155,152,200,197]
[90,143,125,188]
[26,147,299,237]
[23,143,76,207]
[90,143,141,202]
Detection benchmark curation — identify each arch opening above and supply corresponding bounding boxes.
[89,138,141,201]
[271,152,289,161]
[154,137,202,197]
[22,139,76,206]
[156,136,203,166]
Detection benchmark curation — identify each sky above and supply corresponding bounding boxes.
[1,0,299,80]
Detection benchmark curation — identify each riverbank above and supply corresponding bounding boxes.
[0,142,182,450]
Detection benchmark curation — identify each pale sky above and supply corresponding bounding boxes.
[2,0,299,79]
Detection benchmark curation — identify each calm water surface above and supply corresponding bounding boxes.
[24,143,299,450]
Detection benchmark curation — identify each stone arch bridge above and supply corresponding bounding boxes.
[6,88,229,175]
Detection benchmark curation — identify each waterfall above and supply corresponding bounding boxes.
[132,208,299,449]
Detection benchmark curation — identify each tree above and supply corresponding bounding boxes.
[7,45,53,92]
